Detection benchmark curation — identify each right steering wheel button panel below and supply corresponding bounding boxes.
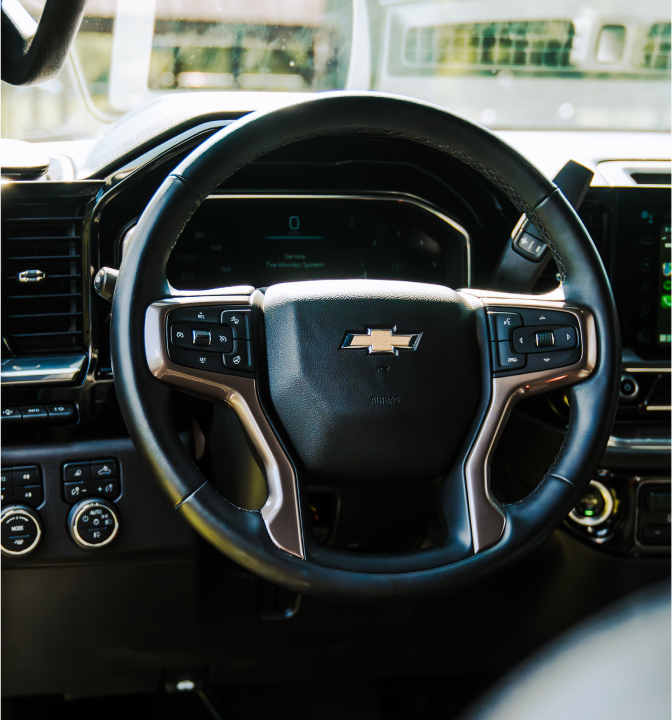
[488,308,581,375]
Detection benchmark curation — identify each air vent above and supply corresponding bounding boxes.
[404,20,575,70]
[2,206,85,355]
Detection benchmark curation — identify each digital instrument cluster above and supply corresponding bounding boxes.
[165,195,470,291]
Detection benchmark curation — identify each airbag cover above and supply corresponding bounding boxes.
[263,280,481,482]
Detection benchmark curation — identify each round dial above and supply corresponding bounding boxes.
[1,505,42,556]
[68,498,119,549]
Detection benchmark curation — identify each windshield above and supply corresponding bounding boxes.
[2,0,670,141]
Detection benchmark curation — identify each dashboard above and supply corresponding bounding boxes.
[0,104,669,700]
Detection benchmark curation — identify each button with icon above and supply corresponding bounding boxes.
[0,407,22,425]
[221,309,252,339]
[91,460,118,480]
[64,462,91,483]
[223,340,254,372]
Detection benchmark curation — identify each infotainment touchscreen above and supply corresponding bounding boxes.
[657,223,671,346]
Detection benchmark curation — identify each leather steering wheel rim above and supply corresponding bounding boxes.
[111,92,620,600]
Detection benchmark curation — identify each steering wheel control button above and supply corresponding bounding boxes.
[513,232,548,262]
[192,329,211,346]
[168,305,225,325]
[223,340,254,372]
[493,341,526,371]
[620,374,639,399]
[169,346,225,373]
[526,347,581,372]
[488,312,522,341]
[221,309,251,339]
[570,480,614,527]
[512,326,578,354]
[68,499,120,549]
[1,506,42,556]
[515,308,578,327]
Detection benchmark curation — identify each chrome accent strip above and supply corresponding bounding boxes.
[607,436,671,450]
[206,192,473,287]
[460,289,597,553]
[144,295,304,559]
[1,354,87,385]
[646,405,672,412]
[622,367,671,373]
[569,480,614,527]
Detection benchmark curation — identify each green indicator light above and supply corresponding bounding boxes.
[584,510,594,517]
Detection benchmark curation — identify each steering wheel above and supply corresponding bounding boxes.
[111,93,620,600]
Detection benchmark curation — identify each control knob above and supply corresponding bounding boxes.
[68,498,119,548]
[1,505,42,556]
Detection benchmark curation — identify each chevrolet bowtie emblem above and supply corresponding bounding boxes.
[341,327,422,355]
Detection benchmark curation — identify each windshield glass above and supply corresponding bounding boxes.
[2,0,670,141]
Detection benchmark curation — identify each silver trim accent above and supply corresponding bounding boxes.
[18,270,45,283]
[460,288,597,553]
[1,354,87,385]
[145,295,304,559]
[68,499,120,549]
[622,367,671,373]
[569,480,614,527]
[607,436,671,450]
[1,505,42,556]
[647,405,672,412]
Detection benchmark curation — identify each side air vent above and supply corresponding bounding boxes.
[404,20,575,70]
[2,206,85,355]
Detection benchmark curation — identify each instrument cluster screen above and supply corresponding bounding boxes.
[166,197,468,291]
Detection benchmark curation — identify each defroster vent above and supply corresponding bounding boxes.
[3,205,85,355]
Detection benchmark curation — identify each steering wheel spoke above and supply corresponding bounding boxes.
[460,287,597,552]
[144,293,305,559]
